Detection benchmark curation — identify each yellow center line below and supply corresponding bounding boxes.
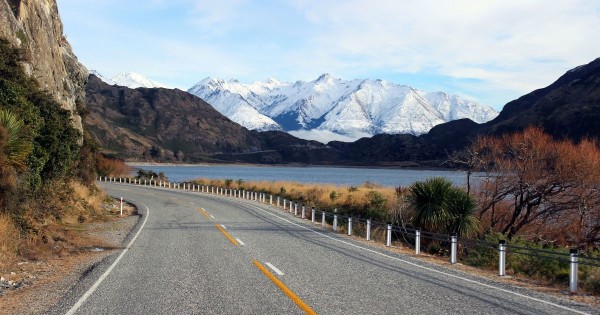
[215,224,239,246]
[197,208,210,219]
[252,260,317,315]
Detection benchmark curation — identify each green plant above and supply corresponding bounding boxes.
[329,190,339,203]
[16,30,27,45]
[0,108,31,171]
[366,190,387,219]
[224,179,233,187]
[408,177,480,236]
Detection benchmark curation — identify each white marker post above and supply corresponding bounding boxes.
[120,197,123,216]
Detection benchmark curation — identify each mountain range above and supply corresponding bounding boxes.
[91,71,498,143]
[188,74,498,142]
[83,56,600,166]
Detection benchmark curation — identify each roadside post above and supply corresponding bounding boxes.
[498,240,506,276]
[348,217,352,236]
[570,249,579,293]
[386,223,392,246]
[333,209,338,232]
[450,234,458,264]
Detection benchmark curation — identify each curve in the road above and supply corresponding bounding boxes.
[65,200,150,315]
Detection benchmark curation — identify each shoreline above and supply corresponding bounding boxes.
[126,161,460,172]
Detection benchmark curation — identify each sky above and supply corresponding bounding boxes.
[57,0,600,110]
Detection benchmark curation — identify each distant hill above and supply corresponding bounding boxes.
[84,74,337,163]
[85,74,263,161]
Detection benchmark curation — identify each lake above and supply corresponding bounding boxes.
[131,164,472,188]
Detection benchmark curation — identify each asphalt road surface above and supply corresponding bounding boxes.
[50,182,600,314]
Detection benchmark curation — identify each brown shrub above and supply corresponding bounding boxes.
[469,127,600,246]
[96,154,132,177]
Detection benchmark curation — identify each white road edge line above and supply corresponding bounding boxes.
[220,224,227,230]
[265,262,285,276]
[236,238,245,246]
[210,215,215,219]
[65,201,150,315]
[249,204,590,315]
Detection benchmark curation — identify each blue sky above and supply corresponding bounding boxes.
[57,0,600,110]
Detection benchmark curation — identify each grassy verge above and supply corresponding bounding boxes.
[190,178,400,221]
[0,181,131,271]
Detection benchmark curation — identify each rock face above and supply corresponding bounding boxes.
[0,0,87,132]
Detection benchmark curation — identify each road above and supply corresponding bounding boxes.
[50,182,599,314]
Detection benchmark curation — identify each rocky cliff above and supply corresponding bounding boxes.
[0,0,87,132]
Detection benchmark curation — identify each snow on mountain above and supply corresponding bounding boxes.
[188,78,280,131]
[91,71,169,89]
[90,70,114,85]
[189,74,499,143]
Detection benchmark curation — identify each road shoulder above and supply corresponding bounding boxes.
[0,200,141,315]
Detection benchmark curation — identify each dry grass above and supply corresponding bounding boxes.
[191,178,400,218]
[0,214,20,268]
[1,181,113,264]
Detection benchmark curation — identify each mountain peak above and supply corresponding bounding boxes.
[93,71,169,89]
[316,73,332,81]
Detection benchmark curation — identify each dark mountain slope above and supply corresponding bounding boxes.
[85,74,263,161]
[85,74,337,163]
[481,58,600,141]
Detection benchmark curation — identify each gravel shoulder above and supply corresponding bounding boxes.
[0,203,140,315]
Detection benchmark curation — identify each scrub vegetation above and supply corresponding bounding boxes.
[0,38,117,270]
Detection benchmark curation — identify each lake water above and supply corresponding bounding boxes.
[131,164,471,188]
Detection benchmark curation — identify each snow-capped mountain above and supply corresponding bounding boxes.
[91,70,168,89]
[188,74,498,143]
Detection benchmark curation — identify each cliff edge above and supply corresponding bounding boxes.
[0,0,87,132]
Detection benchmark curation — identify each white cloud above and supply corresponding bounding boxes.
[59,0,600,109]
[289,0,600,103]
